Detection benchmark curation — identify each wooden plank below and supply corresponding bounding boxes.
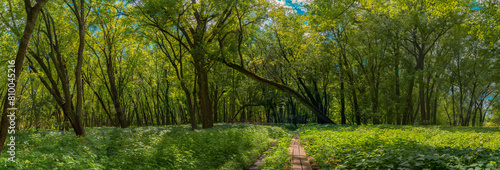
[289,134,313,170]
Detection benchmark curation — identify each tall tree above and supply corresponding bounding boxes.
[86,1,138,128]
[63,0,87,136]
[27,9,86,136]
[138,0,246,128]
[0,0,48,153]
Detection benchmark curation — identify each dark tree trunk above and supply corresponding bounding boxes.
[394,45,401,125]
[340,80,346,124]
[417,57,426,125]
[403,76,415,125]
[351,85,361,125]
[72,0,87,136]
[451,85,456,126]
[433,94,438,125]
[342,54,361,125]
[463,81,477,126]
[196,61,213,128]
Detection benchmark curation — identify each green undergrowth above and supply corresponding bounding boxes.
[299,124,500,169]
[0,123,288,170]
[258,132,293,170]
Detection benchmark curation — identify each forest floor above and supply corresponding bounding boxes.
[297,124,500,169]
[257,124,500,169]
[0,124,499,169]
[0,124,289,169]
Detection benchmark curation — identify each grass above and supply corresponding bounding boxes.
[299,124,500,169]
[0,123,289,170]
[258,132,293,170]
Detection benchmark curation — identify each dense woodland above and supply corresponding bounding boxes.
[0,0,499,154]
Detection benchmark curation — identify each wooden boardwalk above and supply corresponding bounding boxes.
[289,134,312,170]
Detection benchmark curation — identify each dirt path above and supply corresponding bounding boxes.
[289,134,312,170]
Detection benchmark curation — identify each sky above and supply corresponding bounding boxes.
[271,0,312,15]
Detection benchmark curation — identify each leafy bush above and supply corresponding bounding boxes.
[0,123,288,170]
[299,124,500,169]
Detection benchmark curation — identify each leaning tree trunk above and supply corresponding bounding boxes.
[222,61,335,124]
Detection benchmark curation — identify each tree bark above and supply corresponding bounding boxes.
[403,74,415,125]
[340,80,346,124]
[108,58,128,128]
[194,46,213,128]
[451,84,456,126]
[394,44,401,125]
[71,0,87,136]
[463,81,477,126]
[417,56,426,125]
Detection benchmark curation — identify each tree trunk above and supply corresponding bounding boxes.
[340,80,346,124]
[0,0,48,154]
[73,0,86,136]
[394,45,401,125]
[433,94,438,125]
[458,56,464,126]
[451,85,456,126]
[463,81,477,126]
[351,84,361,125]
[196,62,213,128]
[108,59,127,128]
[418,57,425,125]
[372,87,379,124]
[403,75,415,125]
[472,102,478,126]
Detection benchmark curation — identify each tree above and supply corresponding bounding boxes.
[64,0,87,136]
[137,0,249,128]
[0,0,48,154]
[27,8,86,136]
[85,1,139,128]
[219,3,336,124]
[151,25,198,129]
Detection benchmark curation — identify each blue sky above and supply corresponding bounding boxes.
[272,0,309,15]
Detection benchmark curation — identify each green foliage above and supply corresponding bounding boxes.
[299,124,500,169]
[258,134,292,170]
[0,124,288,169]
